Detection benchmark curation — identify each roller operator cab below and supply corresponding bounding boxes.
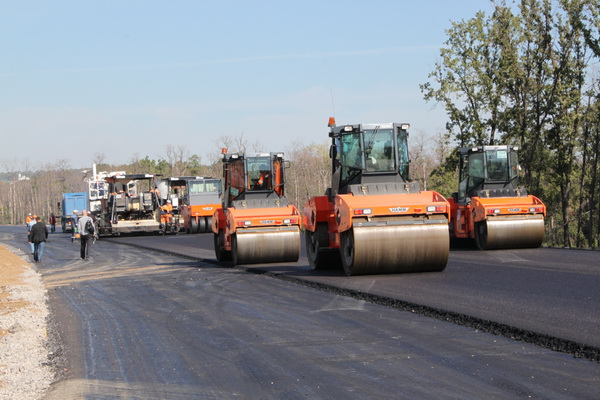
[448,145,546,250]
[303,119,450,276]
[212,152,301,265]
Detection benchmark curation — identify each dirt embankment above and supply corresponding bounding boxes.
[0,244,54,399]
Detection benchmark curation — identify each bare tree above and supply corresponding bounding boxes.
[166,145,189,176]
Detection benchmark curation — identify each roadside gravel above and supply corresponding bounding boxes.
[0,244,55,400]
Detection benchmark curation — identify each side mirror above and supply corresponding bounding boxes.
[329,144,337,159]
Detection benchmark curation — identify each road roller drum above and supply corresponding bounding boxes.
[233,228,300,265]
[340,220,449,275]
[475,215,544,250]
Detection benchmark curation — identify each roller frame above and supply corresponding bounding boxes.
[449,195,546,250]
[304,191,451,275]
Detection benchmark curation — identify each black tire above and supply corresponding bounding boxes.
[190,218,198,234]
[214,232,231,261]
[340,229,356,275]
[474,221,488,250]
[198,217,207,234]
[232,234,239,266]
[306,224,341,270]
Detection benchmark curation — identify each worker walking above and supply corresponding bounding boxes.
[77,210,95,260]
[27,215,37,255]
[30,216,48,262]
[49,213,56,233]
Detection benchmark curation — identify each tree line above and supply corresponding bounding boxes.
[421,0,599,248]
[1,0,598,248]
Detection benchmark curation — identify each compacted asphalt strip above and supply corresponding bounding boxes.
[106,232,600,362]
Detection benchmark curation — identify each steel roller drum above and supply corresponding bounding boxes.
[233,228,301,265]
[480,216,544,250]
[340,223,449,275]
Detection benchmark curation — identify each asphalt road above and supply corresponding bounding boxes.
[113,231,600,351]
[1,225,599,399]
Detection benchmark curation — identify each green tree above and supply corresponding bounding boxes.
[422,0,600,247]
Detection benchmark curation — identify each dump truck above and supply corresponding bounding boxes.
[89,171,162,235]
[59,192,88,233]
[303,118,450,276]
[212,151,301,265]
[448,145,546,249]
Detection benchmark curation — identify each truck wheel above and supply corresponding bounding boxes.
[190,218,198,234]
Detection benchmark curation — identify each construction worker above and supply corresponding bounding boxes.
[160,199,173,228]
[49,213,56,233]
[77,210,94,260]
[30,216,48,262]
[257,164,271,189]
[27,215,37,254]
[26,213,33,224]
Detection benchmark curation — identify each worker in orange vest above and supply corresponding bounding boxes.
[160,199,173,227]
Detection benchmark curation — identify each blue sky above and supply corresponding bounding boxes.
[1,1,493,171]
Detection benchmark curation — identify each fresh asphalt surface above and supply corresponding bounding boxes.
[1,225,599,399]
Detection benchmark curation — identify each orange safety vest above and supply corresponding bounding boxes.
[258,173,269,186]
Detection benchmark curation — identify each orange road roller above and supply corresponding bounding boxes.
[303,119,450,275]
[212,151,301,265]
[448,145,546,250]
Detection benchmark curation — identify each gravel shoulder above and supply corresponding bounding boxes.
[0,244,55,400]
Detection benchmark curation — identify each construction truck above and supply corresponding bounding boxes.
[212,151,301,265]
[175,177,222,234]
[87,170,162,236]
[303,118,450,276]
[448,145,546,249]
[59,192,88,233]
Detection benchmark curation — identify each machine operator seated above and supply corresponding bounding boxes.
[251,164,271,190]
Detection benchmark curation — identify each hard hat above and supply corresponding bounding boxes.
[73,210,78,214]
[28,213,32,216]
[166,199,171,203]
